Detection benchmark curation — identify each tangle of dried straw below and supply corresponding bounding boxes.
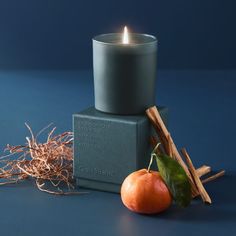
[0,123,83,195]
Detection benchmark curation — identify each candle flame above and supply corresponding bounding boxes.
[122,26,129,44]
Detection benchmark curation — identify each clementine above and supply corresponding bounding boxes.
[121,169,172,214]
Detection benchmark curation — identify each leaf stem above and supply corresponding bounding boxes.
[147,154,154,172]
[147,143,161,173]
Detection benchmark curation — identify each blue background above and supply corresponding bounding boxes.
[0,0,235,70]
[0,1,236,235]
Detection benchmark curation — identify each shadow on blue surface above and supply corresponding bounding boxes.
[1,172,235,222]
[122,173,236,223]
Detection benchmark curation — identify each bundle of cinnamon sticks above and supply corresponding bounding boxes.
[146,106,225,204]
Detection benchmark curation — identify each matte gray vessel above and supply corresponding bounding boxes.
[93,33,157,115]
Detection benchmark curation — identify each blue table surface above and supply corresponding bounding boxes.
[0,70,235,236]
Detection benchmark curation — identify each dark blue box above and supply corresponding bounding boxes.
[73,107,168,193]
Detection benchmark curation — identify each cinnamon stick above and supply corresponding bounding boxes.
[146,108,169,155]
[181,148,212,204]
[150,136,158,148]
[202,170,225,184]
[146,107,189,172]
[196,165,211,178]
[146,106,199,196]
[167,133,173,158]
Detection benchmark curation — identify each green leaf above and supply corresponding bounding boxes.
[155,154,192,207]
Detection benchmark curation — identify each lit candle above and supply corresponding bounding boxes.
[93,26,157,114]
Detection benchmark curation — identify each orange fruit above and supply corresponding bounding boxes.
[121,169,172,214]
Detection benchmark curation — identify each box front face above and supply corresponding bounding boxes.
[73,115,137,184]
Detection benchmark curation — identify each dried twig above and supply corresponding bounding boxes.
[0,123,83,195]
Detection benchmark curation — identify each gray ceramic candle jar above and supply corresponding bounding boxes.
[93,32,157,115]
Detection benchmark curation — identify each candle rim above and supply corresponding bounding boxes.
[93,33,157,46]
